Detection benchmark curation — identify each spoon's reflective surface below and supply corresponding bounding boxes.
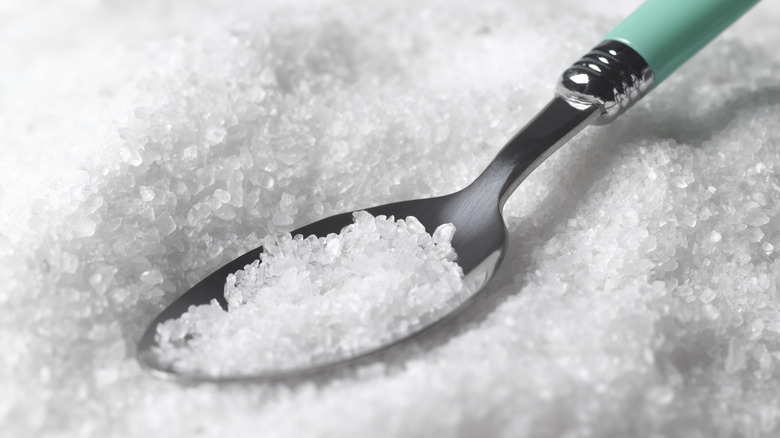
[137,97,599,382]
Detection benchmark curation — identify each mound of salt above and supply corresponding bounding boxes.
[154,211,464,376]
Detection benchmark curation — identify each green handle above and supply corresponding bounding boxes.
[603,0,760,83]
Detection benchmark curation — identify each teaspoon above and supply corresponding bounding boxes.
[138,0,760,382]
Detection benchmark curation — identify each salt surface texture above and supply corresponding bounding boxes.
[155,211,464,376]
[2,0,780,437]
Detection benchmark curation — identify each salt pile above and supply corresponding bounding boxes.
[155,211,464,376]
[2,0,780,436]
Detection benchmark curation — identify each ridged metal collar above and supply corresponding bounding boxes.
[556,40,654,124]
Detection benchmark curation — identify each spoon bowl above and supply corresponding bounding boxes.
[137,192,505,382]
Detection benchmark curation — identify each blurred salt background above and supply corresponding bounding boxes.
[1,0,779,436]
[155,212,464,376]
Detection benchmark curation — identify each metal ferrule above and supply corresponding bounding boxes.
[556,40,654,124]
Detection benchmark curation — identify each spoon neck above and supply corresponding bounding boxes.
[469,97,599,209]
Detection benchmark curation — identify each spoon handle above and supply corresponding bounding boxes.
[472,98,599,208]
[557,0,760,124]
[604,0,761,84]
[476,0,760,208]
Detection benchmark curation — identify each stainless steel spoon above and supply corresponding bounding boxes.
[138,0,759,382]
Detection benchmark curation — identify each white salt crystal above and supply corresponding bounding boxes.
[84,195,104,214]
[258,67,276,85]
[646,168,657,181]
[279,192,296,212]
[206,196,222,211]
[259,173,275,189]
[699,206,712,221]
[60,252,80,274]
[272,212,293,226]
[405,216,425,234]
[119,145,143,166]
[746,211,770,227]
[182,145,198,161]
[213,188,231,204]
[108,288,130,305]
[432,223,455,244]
[725,337,747,373]
[157,213,177,236]
[743,200,761,210]
[154,211,465,376]
[139,269,163,285]
[735,249,751,265]
[681,211,697,228]
[748,318,765,340]
[325,238,341,257]
[674,285,693,297]
[755,343,772,371]
[638,235,657,254]
[699,288,717,304]
[672,176,689,189]
[139,186,155,202]
[72,215,97,237]
[205,127,227,145]
[88,266,118,294]
[747,227,764,243]
[702,303,721,321]
[215,207,236,221]
[710,230,722,243]
[206,244,224,259]
[276,149,306,166]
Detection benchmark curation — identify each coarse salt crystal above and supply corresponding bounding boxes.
[710,230,722,243]
[140,269,164,285]
[699,288,717,304]
[746,211,770,227]
[702,303,721,321]
[140,186,155,201]
[725,337,747,373]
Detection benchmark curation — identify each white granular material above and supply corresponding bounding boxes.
[154,211,464,376]
[2,0,780,437]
